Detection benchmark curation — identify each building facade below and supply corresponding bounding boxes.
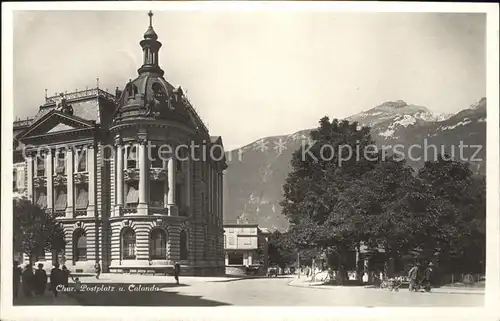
[13,12,227,276]
[223,223,270,274]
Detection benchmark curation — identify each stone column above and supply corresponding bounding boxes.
[46,150,54,210]
[167,157,177,216]
[65,148,74,218]
[208,165,212,215]
[137,141,148,215]
[217,173,221,224]
[26,154,34,201]
[163,158,168,209]
[87,145,96,217]
[115,144,124,216]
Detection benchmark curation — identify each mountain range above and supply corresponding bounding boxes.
[223,98,487,231]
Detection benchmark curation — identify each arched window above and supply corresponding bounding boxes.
[149,229,167,259]
[180,230,188,260]
[73,229,87,261]
[122,228,136,260]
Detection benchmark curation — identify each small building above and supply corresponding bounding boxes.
[223,223,270,275]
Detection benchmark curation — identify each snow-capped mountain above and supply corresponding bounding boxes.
[223,98,487,231]
[348,100,453,140]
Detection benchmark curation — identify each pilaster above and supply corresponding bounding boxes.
[65,148,74,218]
[115,142,124,216]
[167,157,177,216]
[137,140,148,215]
[87,145,96,217]
[46,150,54,209]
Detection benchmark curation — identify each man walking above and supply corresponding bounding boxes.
[50,263,63,297]
[94,261,101,280]
[408,262,420,292]
[174,261,181,285]
[423,262,434,292]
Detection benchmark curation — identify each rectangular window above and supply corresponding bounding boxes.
[75,185,89,210]
[150,181,164,207]
[35,187,47,209]
[150,146,163,168]
[16,167,25,192]
[126,146,137,169]
[56,152,66,174]
[54,187,67,211]
[13,169,17,191]
[77,149,87,172]
[126,182,139,206]
[36,156,46,177]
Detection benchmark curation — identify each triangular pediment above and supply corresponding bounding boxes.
[18,110,95,140]
[47,123,77,133]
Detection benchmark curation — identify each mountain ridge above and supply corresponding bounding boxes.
[223,98,487,232]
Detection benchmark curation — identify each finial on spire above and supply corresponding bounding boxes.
[96,77,100,89]
[44,89,47,99]
[148,10,153,27]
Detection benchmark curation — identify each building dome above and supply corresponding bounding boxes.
[111,11,196,128]
[113,74,193,125]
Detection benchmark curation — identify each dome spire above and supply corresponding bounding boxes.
[138,10,163,76]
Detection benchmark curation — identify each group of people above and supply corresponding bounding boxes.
[408,262,435,292]
[13,261,75,298]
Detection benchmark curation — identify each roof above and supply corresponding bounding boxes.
[32,88,116,124]
[223,223,259,228]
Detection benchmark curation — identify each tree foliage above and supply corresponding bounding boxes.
[267,231,296,269]
[13,198,66,263]
[281,116,486,283]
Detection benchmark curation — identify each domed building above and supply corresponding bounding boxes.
[13,12,227,276]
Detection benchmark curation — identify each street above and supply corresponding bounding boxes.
[14,274,484,307]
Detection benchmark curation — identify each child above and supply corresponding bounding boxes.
[74,277,82,293]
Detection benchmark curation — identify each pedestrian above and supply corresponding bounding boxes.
[423,262,434,292]
[74,277,82,293]
[22,264,34,297]
[34,263,47,295]
[408,262,420,292]
[50,263,63,297]
[61,265,71,287]
[174,261,181,285]
[94,261,101,280]
[13,261,22,298]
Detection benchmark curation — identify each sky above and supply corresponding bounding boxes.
[13,11,486,150]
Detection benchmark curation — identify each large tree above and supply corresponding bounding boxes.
[415,156,486,274]
[281,117,379,284]
[267,231,296,270]
[281,116,486,285]
[13,198,66,264]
